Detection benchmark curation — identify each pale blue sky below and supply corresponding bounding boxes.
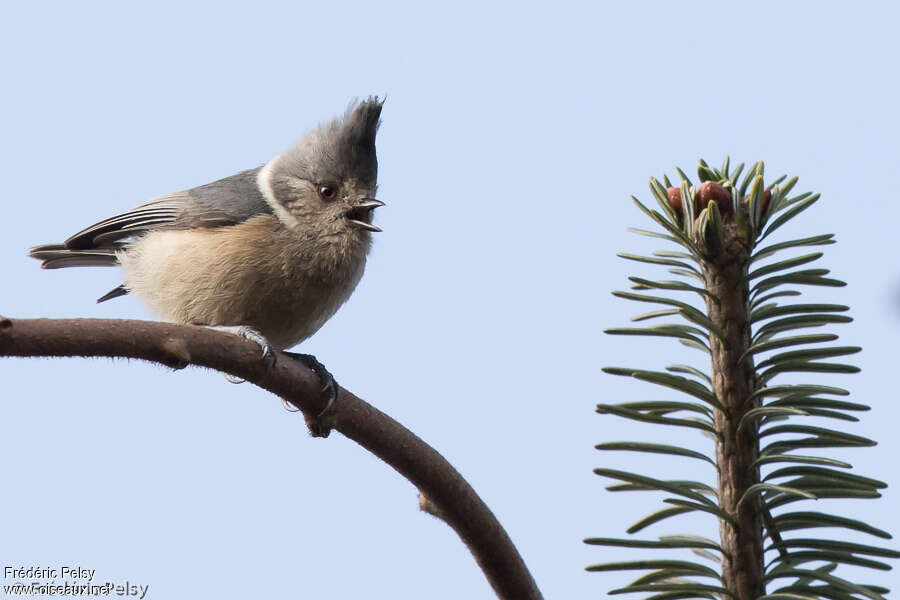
[2,1,898,598]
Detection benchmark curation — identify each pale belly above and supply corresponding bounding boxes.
[118,215,367,349]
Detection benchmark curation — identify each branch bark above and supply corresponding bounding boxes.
[701,223,764,600]
[0,316,543,600]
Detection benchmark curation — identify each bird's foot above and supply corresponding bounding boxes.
[283,352,338,437]
[203,325,276,383]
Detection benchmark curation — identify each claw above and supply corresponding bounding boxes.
[204,325,277,383]
[283,352,338,433]
[281,397,300,412]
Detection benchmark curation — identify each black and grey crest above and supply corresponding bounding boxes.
[273,96,383,186]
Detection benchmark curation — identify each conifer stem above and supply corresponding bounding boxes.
[702,231,764,599]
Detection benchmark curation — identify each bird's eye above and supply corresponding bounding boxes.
[318,185,338,201]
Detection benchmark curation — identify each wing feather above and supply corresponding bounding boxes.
[29,167,274,289]
[64,167,272,249]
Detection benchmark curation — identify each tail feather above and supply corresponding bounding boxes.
[29,244,122,269]
[29,243,130,303]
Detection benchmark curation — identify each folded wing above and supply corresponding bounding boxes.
[29,167,273,301]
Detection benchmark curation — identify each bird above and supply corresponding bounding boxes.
[30,97,385,401]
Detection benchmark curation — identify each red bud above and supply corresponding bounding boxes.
[666,187,683,219]
[696,181,731,217]
[693,190,708,214]
[717,195,734,216]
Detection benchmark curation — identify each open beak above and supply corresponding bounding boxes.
[346,198,385,232]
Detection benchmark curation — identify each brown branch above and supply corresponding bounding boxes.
[0,316,543,600]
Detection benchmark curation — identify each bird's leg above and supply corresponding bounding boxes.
[201,325,276,383]
[283,352,338,436]
[200,324,336,434]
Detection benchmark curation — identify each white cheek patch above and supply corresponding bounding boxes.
[258,157,301,228]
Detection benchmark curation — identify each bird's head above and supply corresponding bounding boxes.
[259,97,385,238]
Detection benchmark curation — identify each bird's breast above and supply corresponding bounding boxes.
[119,214,369,348]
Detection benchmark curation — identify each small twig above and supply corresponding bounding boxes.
[419,491,448,521]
